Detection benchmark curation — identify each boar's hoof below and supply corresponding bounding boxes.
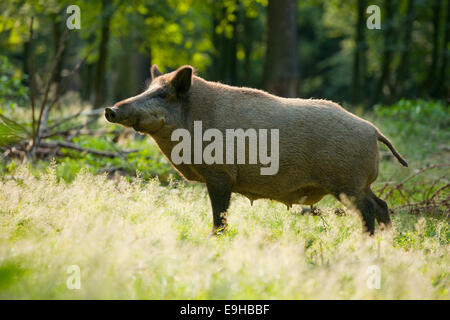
[210,227,227,237]
[300,207,310,215]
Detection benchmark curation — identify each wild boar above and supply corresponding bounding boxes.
[105,64,408,235]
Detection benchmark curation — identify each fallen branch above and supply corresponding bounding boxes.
[373,163,450,218]
[377,171,397,196]
[392,198,449,213]
[42,116,99,141]
[42,122,92,139]
[429,183,450,201]
[98,166,128,174]
[424,175,447,201]
[384,164,450,199]
[40,140,137,158]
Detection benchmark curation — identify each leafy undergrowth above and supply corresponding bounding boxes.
[373,99,449,163]
[0,165,448,299]
[2,125,179,184]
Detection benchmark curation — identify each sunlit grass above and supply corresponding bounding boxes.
[0,164,448,299]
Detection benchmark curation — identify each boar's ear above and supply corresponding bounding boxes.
[150,64,162,80]
[171,65,193,95]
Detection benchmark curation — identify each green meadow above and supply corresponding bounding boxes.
[1,100,448,299]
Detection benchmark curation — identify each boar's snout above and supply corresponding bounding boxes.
[105,105,137,127]
[104,107,117,122]
[105,100,142,129]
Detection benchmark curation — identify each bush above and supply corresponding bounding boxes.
[0,56,28,109]
[374,99,448,134]
[373,99,449,160]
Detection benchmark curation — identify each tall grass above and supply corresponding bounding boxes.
[0,164,448,299]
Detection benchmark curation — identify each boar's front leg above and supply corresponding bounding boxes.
[206,178,232,235]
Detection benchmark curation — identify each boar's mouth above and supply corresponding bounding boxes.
[132,117,165,134]
[132,118,141,131]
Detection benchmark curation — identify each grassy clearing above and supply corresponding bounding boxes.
[0,163,448,299]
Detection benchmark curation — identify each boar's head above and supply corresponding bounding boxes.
[105,64,193,134]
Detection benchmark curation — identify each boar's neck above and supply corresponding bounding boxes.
[150,125,204,182]
[148,76,224,182]
[160,76,222,135]
[184,76,221,128]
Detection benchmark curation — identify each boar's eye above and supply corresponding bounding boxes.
[155,91,167,99]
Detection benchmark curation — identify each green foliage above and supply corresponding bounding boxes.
[373,99,449,161]
[0,56,28,107]
[52,134,178,183]
[1,0,447,104]
[374,99,448,131]
[0,57,30,147]
[0,114,29,147]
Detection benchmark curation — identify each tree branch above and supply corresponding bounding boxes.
[40,140,137,158]
[28,17,36,140]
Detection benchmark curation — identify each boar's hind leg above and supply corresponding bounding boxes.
[355,194,376,235]
[368,189,391,228]
[206,179,232,235]
[340,190,376,235]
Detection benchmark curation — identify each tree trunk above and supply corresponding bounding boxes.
[263,0,299,98]
[209,1,239,85]
[114,51,131,101]
[395,0,415,99]
[22,40,29,87]
[210,2,222,81]
[133,51,151,92]
[372,0,396,105]
[433,0,449,98]
[51,13,64,95]
[93,0,113,108]
[352,0,367,105]
[81,62,94,102]
[242,13,254,86]
[424,0,442,96]
[228,10,238,86]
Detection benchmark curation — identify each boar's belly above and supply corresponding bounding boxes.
[235,184,327,206]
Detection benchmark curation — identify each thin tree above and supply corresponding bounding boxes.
[51,12,65,95]
[423,0,442,97]
[371,0,397,105]
[210,1,239,85]
[93,0,115,108]
[352,0,367,105]
[395,0,415,99]
[433,0,449,98]
[263,0,300,98]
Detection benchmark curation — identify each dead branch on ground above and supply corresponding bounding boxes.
[376,164,450,217]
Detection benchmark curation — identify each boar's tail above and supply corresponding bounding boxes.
[377,132,408,167]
